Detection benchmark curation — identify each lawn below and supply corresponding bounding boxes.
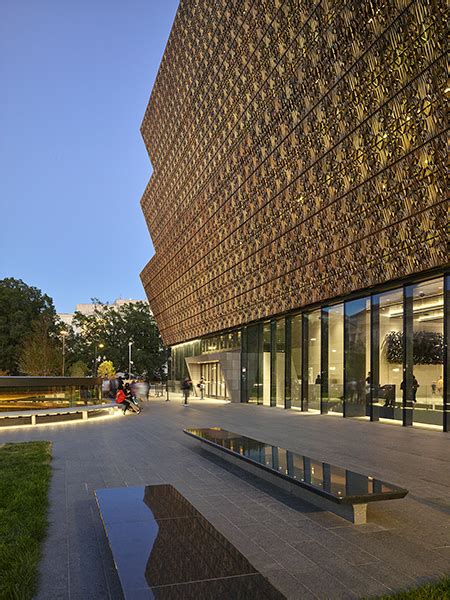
[0,441,52,600]
[375,577,450,599]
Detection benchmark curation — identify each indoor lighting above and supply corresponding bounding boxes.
[418,312,444,322]
[389,300,443,317]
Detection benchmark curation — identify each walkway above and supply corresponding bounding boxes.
[2,399,449,599]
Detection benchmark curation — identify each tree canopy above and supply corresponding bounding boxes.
[18,315,62,376]
[0,278,165,379]
[97,360,116,379]
[67,301,166,380]
[0,278,57,374]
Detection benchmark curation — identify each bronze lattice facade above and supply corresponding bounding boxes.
[140,0,447,348]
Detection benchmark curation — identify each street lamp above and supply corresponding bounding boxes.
[166,349,171,402]
[128,341,133,379]
[94,343,104,376]
[61,331,68,376]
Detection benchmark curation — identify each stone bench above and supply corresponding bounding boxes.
[184,427,408,525]
[0,403,117,426]
[95,484,284,599]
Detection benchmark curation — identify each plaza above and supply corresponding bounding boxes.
[3,399,449,599]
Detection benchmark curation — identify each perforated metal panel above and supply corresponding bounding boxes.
[140,0,448,346]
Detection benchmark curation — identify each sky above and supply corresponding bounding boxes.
[0,0,179,313]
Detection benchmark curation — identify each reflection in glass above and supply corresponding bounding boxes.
[307,310,321,412]
[345,298,371,418]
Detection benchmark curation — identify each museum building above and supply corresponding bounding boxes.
[140,0,449,431]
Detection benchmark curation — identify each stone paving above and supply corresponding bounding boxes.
[2,398,449,599]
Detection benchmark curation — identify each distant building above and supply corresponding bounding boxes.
[58,299,151,328]
[58,313,75,328]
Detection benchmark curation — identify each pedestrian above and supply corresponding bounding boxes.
[198,377,206,400]
[412,375,420,402]
[400,375,420,402]
[181,377,191,406]
[115,387,131,414]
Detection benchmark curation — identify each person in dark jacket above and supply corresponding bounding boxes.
[124,382,141,413]
[181,377,192,406]
[400,375,420,402]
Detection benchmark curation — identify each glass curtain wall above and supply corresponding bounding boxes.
[238,274,448,430]
[171,340,201,386]
[275,319,285,407]
[240,322,271,406]
[373,288,403,423]
[290,314,302,409]
[323,304,344,415]
[246,324,262,404]
[411,278,444,427]
[263,322,271,406]
[445,274,449,433]
[200,362,227,399]
[344,298,371,418]
[201,330,241,354]
[306,310,321,412]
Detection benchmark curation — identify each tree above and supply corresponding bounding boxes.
[98,360,115,379]
[0,278,57,374]
[67,301,166,379]
[68,360,89,377]
[18,315,61,376]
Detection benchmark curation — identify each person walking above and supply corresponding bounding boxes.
[181,377,192,406]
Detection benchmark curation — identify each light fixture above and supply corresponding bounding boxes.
[389,300,443,318]
[418,312,444,322]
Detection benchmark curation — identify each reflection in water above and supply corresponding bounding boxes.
[141,485,284,598]
[185,428,408,501]
[96,484,285,598]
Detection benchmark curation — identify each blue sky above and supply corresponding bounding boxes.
[0,0,179,313]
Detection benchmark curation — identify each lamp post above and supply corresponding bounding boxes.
[61,331,68,376]
[166,349,171,401]
[128,341,133,379]
[94,343,104,376]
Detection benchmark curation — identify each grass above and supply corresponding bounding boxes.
[374,577,450,599]
[0,441,52,600]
